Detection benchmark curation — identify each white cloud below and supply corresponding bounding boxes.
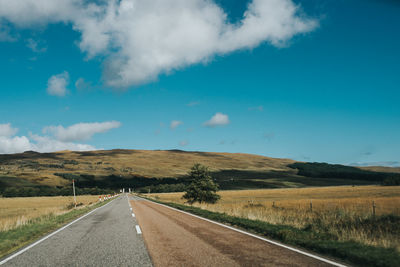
[0,0,318,88]
[46,71,69,97]
[0,123,18,137]
[203,112,230,127]
[0,135,32,154]
[43,121,122,142]
[30,134,95,152]
[170,120,183,130]
[0,122,120,154]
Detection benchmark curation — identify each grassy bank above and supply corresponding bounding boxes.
[0,198,113,259]
[147,198,399,267]
[0,195,100,231]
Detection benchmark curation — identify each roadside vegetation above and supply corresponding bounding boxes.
[0,195,100,231]
[182,164,220,204]
[0,196,112,258]
[147,185,400,267]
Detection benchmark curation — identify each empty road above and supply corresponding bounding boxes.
[1,195,345,267]
[1,196,152,267]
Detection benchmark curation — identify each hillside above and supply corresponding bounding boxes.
[0,149,399,196]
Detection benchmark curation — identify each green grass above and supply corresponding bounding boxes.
[146,198,400,267]
[0,199,113,259]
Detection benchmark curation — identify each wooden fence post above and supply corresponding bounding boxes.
[310,200,313,212]
[372,201,376,217]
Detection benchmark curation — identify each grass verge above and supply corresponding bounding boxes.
[146,197,400,267]
[0,198,113,259]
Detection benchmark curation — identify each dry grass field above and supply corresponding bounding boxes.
[0,195,99,232]
[149,185,400,251]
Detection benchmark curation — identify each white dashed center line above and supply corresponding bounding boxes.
[135,225,142,234]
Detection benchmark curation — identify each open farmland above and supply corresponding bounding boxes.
[149,185,400,252]
[0,195,100,232]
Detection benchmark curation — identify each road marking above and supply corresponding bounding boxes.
[135,225,142,234]
[138,197,347,267]
[0,198,117,266]
[130,207,132,211]
[132,213,135,217]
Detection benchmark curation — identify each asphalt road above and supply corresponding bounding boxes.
[1,195,152,267]
[131,196,343,267]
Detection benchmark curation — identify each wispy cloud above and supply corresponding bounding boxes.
[43,121,122,142]
[170,120,183,130]
[186,101,200,107]
[249,106,263,112]
[26,38,47,53]
[0,24,17,42]
[203,112,230,127]
[350,161,400,167]
[46,71,69,97]
[263,132,275,141]
[179,140,188,146]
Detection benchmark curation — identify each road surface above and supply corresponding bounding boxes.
[130,196,341,267]
[1,196,152,267]
[1,194,344,267]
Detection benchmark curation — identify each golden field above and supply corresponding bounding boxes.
[148,185,400,251]
[0,195,99,231]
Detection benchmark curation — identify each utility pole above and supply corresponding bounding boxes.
[72,179,77,208]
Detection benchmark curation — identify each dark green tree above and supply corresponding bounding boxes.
[183,163,220,204]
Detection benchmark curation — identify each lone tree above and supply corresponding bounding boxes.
[183,163,220,204]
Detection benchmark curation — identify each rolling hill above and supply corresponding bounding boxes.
[0,149,399,196]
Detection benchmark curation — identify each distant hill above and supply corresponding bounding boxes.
[0,149,399,196]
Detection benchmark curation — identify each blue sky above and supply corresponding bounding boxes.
[0,0,399,166]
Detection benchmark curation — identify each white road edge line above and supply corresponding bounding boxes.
[135,225,142,234]
[139,197,347,267]
[132,213,135,217]
[0,197,118,266]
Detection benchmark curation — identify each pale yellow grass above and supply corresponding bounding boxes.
[0,195,99,231]
[149,185,400,251]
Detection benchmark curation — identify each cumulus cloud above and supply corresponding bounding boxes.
[203,112,230,127]
[0,123,18,137]
[170,120,183,130]
[30,134,95,152]
[46,71,69,97]
[43,121,121,142]
[0,122,120,154]
[0,0,318,88]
